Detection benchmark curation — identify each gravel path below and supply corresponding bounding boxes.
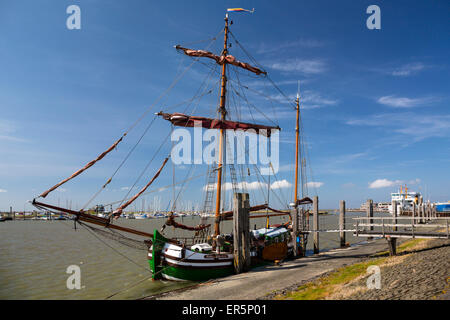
[346,239,450,300]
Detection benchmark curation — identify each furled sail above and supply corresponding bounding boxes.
[175,45,267,75]
[157,112,280,137]
[221,204,288,220]
[39,135,126,198]
[111,157,170,218]
[164,214,211,231]
[296,196,313,206]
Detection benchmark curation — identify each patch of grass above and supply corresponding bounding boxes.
[372,238,428,257]
[397,238,427,252]
[278,257,386,300]
[276,238,433,300]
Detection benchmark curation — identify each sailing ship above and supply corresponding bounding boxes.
[32,10,313,282]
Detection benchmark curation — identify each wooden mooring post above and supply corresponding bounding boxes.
[419,197,424,224]
[366,199,374,240]
[412,202,416,225]
[233,193,251,274]
[427,203,431,221]
[387,236,397,256]
[388,200,398,255]
[392,200,398,232]
[339,200,346,247]
[313,196,319,254]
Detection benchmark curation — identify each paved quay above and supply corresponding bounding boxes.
[147,238,399,300]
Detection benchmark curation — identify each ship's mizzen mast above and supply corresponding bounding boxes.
[214,13,230,237]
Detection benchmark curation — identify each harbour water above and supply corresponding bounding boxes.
[0,211,389,299]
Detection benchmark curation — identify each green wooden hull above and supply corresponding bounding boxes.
[154,263,234,282]
[148,230,234,281]
[149,229,168,280]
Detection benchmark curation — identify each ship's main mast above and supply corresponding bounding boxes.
[214,13,229,237]
[294,93,300,207]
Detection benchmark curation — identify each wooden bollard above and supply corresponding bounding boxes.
[313,196,319,254]
[412,202,416,225]
[233,193,250,273]
[339,200,346,248]
[367,199,374,240]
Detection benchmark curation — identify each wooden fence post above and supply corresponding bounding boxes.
[233,193,250,274]
[339,200,346,247]
[313,196,319,254]
[412,202,416,225]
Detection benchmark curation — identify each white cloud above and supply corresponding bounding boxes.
[0,120,27,143]
[0,135,28,142]
[377,95,438,108]
[342,183,356,188]
[203,179,291,191]
[368,178,421,189]
[301,90,338,108]
[408,178,421,185]
[346,113,450,143]
[271,179,292,189]
[0,189,7,193]
[56,188,67,193]
[391,62,426,76]
[268,59,327,74]
[121,186,131,191]
[264,90,337,109]
[368,179,401,189]
[257,39,326,54]
[306,181,323,188]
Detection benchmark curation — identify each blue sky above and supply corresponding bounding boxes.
[0,0,449,212]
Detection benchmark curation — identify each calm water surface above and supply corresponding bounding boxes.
[0,211,388,299]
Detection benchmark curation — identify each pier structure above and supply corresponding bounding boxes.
[354,200,449,255]
[297,198,449,257]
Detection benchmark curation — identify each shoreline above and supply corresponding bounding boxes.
[144,237,415,300]
[145,237,449,300]
[266,238,449,300]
